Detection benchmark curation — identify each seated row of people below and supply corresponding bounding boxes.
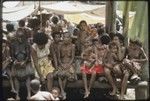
[2,19,148,100]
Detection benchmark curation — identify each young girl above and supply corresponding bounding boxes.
[81,39,104,98]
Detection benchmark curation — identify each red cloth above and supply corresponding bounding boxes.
[81,64,104,74]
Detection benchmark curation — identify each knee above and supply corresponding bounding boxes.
[92,72,96,76]
[47,73,53,79]
[124,71,130,78]
[104,68,111,74]
[82,72,86,78]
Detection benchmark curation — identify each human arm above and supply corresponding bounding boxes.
[50,44,58,69]
[102,51,114,69]
[131,47,148,63]
[67,44,75,69]
[31,46,44,81]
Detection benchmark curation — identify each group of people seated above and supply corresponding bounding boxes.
[2,15,148,100]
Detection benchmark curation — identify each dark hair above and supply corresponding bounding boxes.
[79,20,87,26]
[6,24,14,32]
[28,18,40,29]
[51,16,59,24]
[51,32,61,39]
[130,39,142,47]
[18,20,25,27]
[100,33,111,45]
[33,32,48,45]
[112,33,124,44]
[51,87,60,94]
[73,28,80,36]
[97,28,105,36]
[30,79,40,92]
[134,40,142,47]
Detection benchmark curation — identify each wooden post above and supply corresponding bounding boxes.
[135,81,149,100]
[122,1,132,46]
[22,1,24,6]
[39,1,42,28]
[105,1,116,34]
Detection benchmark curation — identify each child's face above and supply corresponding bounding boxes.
[52,89,59,98]
[110,45,118,53]
[113,36,120,44]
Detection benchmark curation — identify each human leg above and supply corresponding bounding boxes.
[119,70,129,100]
[82,72,90,98]
[104,68,117,95]
[46,73,53,92]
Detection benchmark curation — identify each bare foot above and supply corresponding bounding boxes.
[16,95,20,100]
[27,95,30,100]
[11,89,17,93]
[62,92,66,100]
[84,91,90,98]
[118,95,125,100]
[109,88,117,96]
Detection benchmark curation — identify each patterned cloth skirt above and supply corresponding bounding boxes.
[12,62,35,79]
[38,57,55,78]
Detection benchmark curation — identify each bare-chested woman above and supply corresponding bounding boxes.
[10,28,34,100]
[57,32,76,100]
[123,39,148,81]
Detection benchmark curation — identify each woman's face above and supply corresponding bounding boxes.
[63,33,71,43]
[54,34,61,42]
[80,22,87,31]
[129,42,139,50]
[37,44,45,50]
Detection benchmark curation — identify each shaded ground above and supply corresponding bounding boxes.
[2,78,136,101]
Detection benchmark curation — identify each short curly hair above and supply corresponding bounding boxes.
[33,31,48,45]
[51,16,59,24]
[100,33,111,45]
[18,19,25,27]
[6,23,14,32]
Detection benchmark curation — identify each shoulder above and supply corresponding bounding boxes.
[32,43,37,50]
